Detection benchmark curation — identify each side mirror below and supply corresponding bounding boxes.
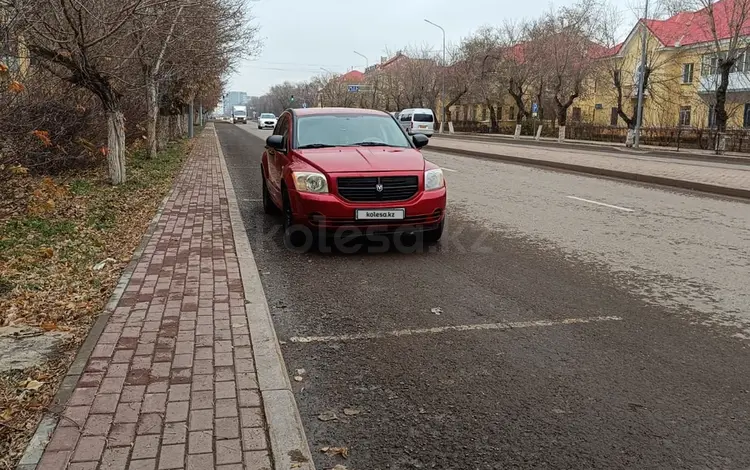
[412,133,429,149]
[266,135,284,150]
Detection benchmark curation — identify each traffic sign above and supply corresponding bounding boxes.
[302,102,307,108]
[348,85,360,93]
[532,103,538,113]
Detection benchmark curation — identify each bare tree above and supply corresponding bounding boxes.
[528,0,600,141]
[461,27,505,132]
[696,0,750,151]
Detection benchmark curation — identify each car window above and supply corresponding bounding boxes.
[400,113,411,122]
[261,113,275,118]
[413,113,433,122]
[295,114,412,149]
[273,115,290,148]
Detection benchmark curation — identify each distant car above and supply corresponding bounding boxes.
[261,107,446,248]
[258,113,277,130]
[398,108,435,136]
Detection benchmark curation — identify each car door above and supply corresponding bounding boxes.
[266,114,286,195]
[266,114,289,193]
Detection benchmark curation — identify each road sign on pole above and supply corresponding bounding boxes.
[531,103,538,118]
[348,85,360,93]
[302,102,307,108]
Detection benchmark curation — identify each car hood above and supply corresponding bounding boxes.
[298,147,425,173]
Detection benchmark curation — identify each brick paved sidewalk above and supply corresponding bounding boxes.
[36,128,272,469]
[427,137,750,193]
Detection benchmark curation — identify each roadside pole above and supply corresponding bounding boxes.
[188,101,194,138]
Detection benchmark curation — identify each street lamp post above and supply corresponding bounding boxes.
[353,51,369,71]
[425,19,446,133]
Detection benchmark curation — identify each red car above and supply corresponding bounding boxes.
[260,107,446,246]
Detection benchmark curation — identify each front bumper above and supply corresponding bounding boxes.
[288,186,446,235]
[259,121,276,128]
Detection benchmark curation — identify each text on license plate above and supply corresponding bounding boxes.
[355,209,405,220]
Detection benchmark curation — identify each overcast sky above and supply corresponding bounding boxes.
[227,0,590,97]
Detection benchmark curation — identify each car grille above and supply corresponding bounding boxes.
[337,176,419,202]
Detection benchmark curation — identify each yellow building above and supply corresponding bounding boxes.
[582,0,750,130]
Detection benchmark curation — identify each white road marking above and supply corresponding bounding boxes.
[441,167,458,172]
[566,196,635,212]
[288,315,622,344]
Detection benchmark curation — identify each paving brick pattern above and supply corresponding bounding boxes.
[429,137,750,191]
[37,129,271,469]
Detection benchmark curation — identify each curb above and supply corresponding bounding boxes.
[16,174,174,470]
[212,124,315,470]
[426,143,750,201]
[431,133,750,166]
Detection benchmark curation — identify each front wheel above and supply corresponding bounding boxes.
[282,189,312,251]
[423,220,444,244]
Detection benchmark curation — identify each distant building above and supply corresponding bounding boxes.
[223,91,248,114]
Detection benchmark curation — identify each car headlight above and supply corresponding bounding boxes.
[424,168,444,191]
[292,171,329,193]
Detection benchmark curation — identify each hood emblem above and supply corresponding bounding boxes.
[375,183,384,192]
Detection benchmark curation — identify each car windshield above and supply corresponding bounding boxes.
[296,114,412,149]
[413,113,433,122]
[260,114,275,118]
[235,111,246,115]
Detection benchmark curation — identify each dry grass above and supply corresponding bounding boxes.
[0,138,192,469]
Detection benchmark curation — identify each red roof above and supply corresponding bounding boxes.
[339,70,364,82]
[644,0,750,47]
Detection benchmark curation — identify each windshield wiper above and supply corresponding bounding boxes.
[350,142,403,147]
[297,143,338,149]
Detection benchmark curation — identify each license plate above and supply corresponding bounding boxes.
[355,209,405,220]
[420,125,427,128]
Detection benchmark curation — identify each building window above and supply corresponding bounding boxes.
[481,106,487,121]
[708,104,717,128]
[509,106,515,121]
[701,55,718,76]
[744,104,750,128]
[679,106,692,126]
[682,63,694,83]
[613,70,622,85]
[572,107,582,122]
[610,107,619,126]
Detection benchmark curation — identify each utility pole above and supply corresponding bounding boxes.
[425,19,446,133]
[634,0,649,149]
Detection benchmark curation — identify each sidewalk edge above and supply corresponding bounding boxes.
[16,169,174,470]
[428,144,750,201]
[432,133,750,166]
[212,124,315,470]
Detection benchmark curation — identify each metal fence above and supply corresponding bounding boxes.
[449,121,750,153]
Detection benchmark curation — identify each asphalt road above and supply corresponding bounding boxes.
[217,122,750,470]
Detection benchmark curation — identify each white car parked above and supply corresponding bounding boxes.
[258,113,277,130]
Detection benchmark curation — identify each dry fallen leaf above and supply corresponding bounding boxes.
[317,410,337,422]
[320,446,349,458]
[0,408,13,422]
[39,247,54,258]
[40,322,58,331]
[293,376,303,382]
[332,465,348,470]
[343,407,360,416]
[24,380,44,391]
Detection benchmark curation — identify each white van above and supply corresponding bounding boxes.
[398,108,435,136]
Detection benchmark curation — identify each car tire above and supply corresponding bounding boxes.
[423,220,444,244]
[261,172,278,215]
[282,188,311,251]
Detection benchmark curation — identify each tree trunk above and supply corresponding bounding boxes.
[146,78,159,158]
[106,110,126,184]
[486,100,499,133]
[715,60,732,154]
